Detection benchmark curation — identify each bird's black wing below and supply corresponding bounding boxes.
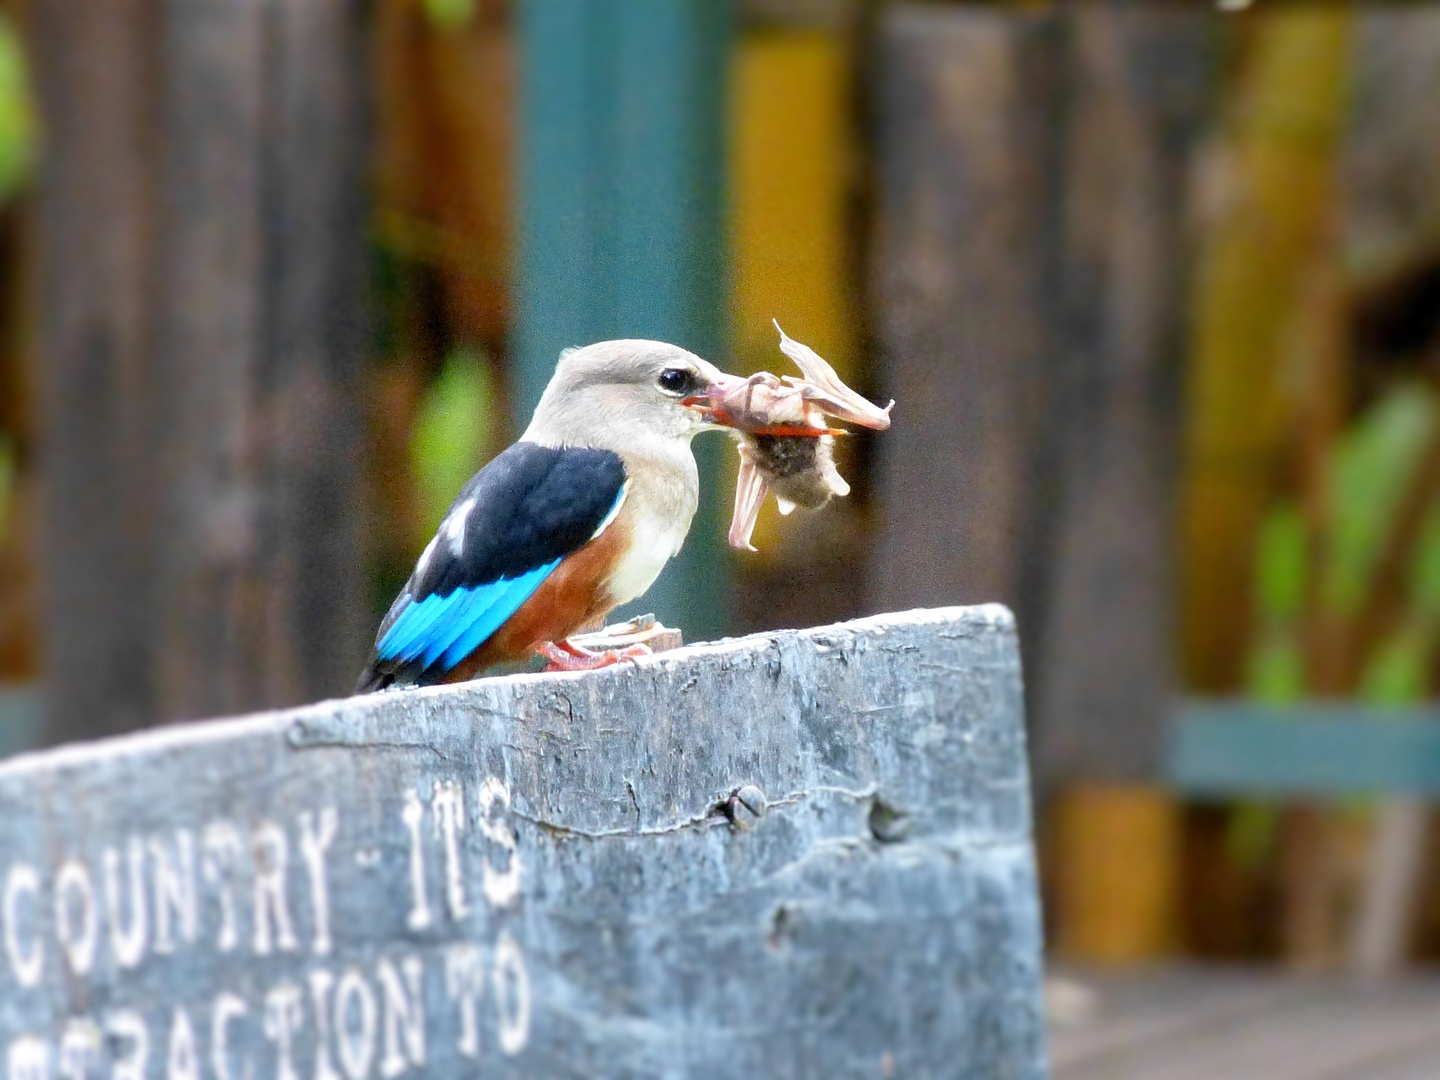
[356,441,627,691]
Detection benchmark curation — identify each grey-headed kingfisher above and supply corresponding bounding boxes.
[356,341,749,692]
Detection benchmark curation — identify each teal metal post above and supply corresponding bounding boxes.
[516,0,733,640]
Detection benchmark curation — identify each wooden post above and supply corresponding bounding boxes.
[871,2,1213,963]
[0,607,1047,1078]
[1038,4,1211,965]
[1032,3,1212,784]
[30,0,161,741]
[515,0,733,642]
[1050,786,1181,963]
[872,1,1209,782]
[868,4,1061,641]
[31,0,370,741]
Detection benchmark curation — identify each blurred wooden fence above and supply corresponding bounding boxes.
[29,0,370,742]
[870,4,1212,787]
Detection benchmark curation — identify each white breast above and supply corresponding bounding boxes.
[606,504,690,608]
[571,433,700,611]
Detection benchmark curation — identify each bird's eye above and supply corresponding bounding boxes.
[658,368,695,396]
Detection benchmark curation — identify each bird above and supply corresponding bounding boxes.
[356,340,747,692]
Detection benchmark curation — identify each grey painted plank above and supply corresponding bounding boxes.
[0,606,1046,1079]
[1170,704,1440,796]
[1307,1026,1440,1080]
[30,0,163,741]
[1030,3,1211,784]
[1182,981,1440,1080]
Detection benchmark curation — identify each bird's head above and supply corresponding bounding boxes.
[523,339,749,453]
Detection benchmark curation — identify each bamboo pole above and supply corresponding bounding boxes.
[1179,6,1353,696]
[1175,2,1354,970]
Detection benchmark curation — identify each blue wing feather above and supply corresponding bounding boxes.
[419,584,499,667]
[380,559,562,670]
[440,562,559,668]
[377,554,577,669]
[380,592,452,661]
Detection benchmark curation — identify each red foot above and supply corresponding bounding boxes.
[535,640,652,672]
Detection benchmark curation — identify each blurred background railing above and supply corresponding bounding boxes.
[1,0,1440,978]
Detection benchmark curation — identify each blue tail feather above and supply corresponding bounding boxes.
[378,559,561,672]
[380,593,449,661]
[419,585,501,669]
[381,589,469,662]
[440,562,558,669]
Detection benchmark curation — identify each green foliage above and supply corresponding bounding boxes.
[1233,503,1304,864]
[1248,502,1307,702]
[1246,636,1306,702]
[1408,503,1440,621]
[1321,385,1437,616]
[1227,802,1279,869]
[0,15,35,203]
[1246,390,1440,709]
[1358,626,1429,705]
[1255,503,1308,622]
[410,349,495,544]
[1231,391,1440,867]
[423,0,475,31]
[1355,502,1440,706]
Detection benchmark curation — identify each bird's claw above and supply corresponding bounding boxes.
[536,640,652,672]
[614,643,653,664]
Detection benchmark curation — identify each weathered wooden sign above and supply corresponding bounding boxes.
[0,606,1046,1079]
